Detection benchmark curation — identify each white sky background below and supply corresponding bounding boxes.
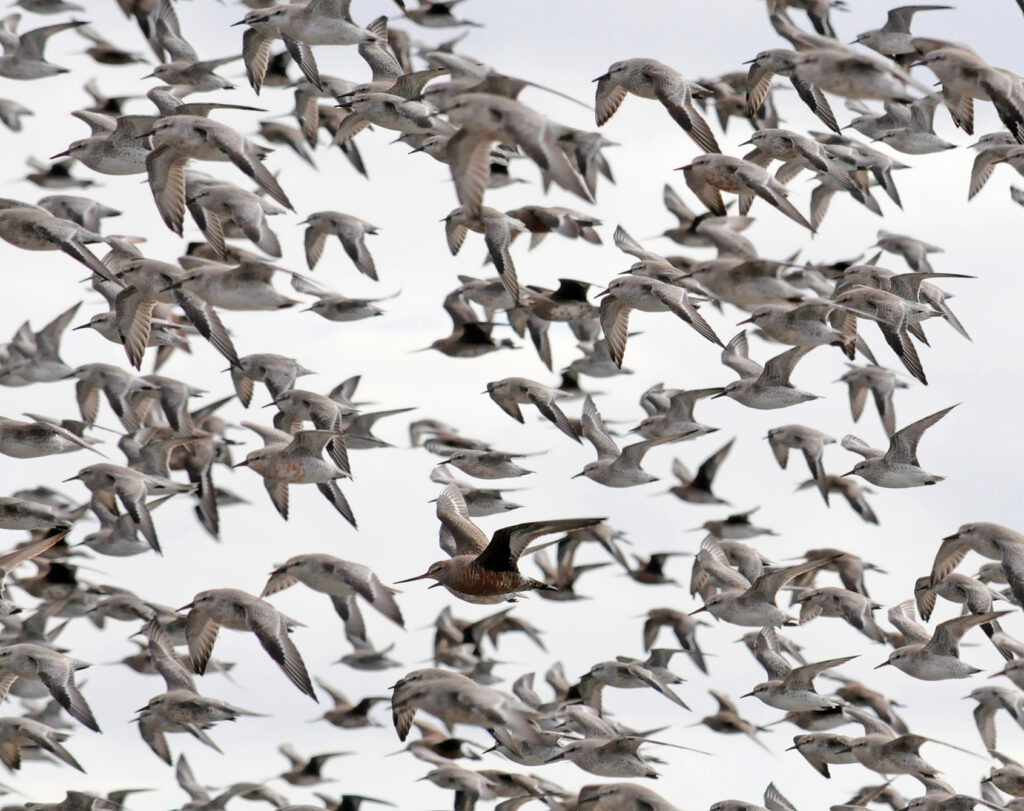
[1,0,1024,808]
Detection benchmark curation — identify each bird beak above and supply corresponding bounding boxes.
[839,469,857,478]
[736,316,755,325]
[834,745,852,754]
[61,475,80,483]
[676,164,693,171]
[49,150,71,160]
[942,532,959,541]
[592,73,609,82]
[232,460,249,468]
[737,138,753,147]
[739,691,755,698]
[785,744,799,751]
[874,661,891,669]
[689,606,708,616]
[571,472,585,479]
[176,602,194,612]
[594,288,610,297]
[710,391,728,399]
[230,18,248,26]
[394,572,432,584]
[741,58,755,65]
[72,323,90,330]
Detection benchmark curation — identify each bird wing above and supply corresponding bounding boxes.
[146,145,188,235]
[926,611,1010,657]
[446,129,494,219]
[528,390,580,442]
[476,517,604,571]
[693,438,734,491]
[887,600,931,644]
[581,396,619,460]
[38,662,99,732]
[185,608,220,675]
[768,433,790,469]
[261,569,299,599]
[598,294,632,369]
[754,626,792,680]
[683,165,727,216]
[842,434,883,459]
[143,619,196,693]
[338,228,377,281]
[436,484,489,556]
[650,285,723,346]
[786,655,857,690]
[245,601,317,700]
[886,404,956,465]
[650,72,720,153]
[749,557,835,603]
[594,76,628,126]
[760,346,812,386]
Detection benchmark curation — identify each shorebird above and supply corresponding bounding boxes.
[235,1,378,93]
[0,202,117,284]
[145,116,293,236]
[179,588,317,700]
[930,523,1024,608]
[576,395,688,486]
[0,415,101,459]
[594,58,720,153]
[877,601,1009,680]
[397,486,602,602]
[185,184,282,259]
[484,377,580,442]
[597,273,722,368]
[580,659,691,712]
[0,644,98,731]
[262,553,404,629]
[577,783,680,810]
[52,112,152,176]
[0,19,86,80]
[745,626,854,711]
[766,425,834,503]
[715,346,820,410]
[439,93,594,218]
[679,154,815,232]
[235,427,355,526]
[63,462,183,553]
[699,690,771,751]
[692,556,836,626]
[841,404,955,487]
[231,353,315,408]
[278,744,349,785]
[110,256,242,370]
[966,686,1024,750]
[854,6,953,60]
[444,206,526,304]
[838,364,908,437]
[667,438,734,505]
[634,386,721,441]
[301,212,379,279]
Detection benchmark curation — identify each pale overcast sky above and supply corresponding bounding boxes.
[0,0,1023,808]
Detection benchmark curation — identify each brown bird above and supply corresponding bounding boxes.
[397,485,603,603]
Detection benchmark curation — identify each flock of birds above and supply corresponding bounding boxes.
[0,0,1023,808]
